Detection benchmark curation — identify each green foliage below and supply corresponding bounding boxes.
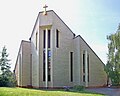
[0,46,11,74]
[0,46,16,87]
[106,25,120,85]
[73,85,85,91]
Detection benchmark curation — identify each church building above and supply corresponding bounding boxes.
[14,7,107,88]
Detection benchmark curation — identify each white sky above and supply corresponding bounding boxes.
[0,0,120,71]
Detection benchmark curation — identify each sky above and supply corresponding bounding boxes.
[0,0,120,71]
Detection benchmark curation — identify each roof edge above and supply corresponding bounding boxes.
[74,35,105,66]
[29,10,76,40]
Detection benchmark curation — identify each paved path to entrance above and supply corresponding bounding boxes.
[86,88,120,96]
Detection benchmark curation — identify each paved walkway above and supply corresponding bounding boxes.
[86,88,120,96]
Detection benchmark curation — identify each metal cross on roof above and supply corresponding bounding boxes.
[43,4,48,15]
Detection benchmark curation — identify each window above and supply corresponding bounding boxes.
[43,50,46,81]
[43,29,51,82]
[70,52,73,82]
[83,53,85,82]
[48,50,51,81]
[43,30,46,48]
[83,75,85,82]
[83,53,85,73]
[87,54,89,82]
[43,29,51,48]
[48,30,51,48]
[56,29,59,48]
[36,32,38,49]
[43,50,51,81]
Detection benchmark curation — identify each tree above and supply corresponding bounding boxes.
[0,46,16,87]
[0,46,11,75]
[105,24,120,86]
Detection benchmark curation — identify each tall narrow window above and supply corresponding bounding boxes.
[83,53,85,82]
[70,52,73,82]
[43,50,46,81]
[83,53,85,73]
[43,30,46,48]
[48,50,51,81]
[87,54,89,82]
[43,50,51,81]
[43,29,51,82]
[83,75,85,82]
[56,29,59,48]
[48,30,51,48]
[36,32,38,49]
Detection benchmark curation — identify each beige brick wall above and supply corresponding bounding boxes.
[15,43,22,86]
[51,11,75,87]
[15,40,31,87]
[30,18,40,87]
[21,41,31,86]
[31,10,107,87]
[15,10,107,88]
[79,36,107,87]
[73,37,81,85]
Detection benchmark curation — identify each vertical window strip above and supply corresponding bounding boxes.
[83,75,85,82]
[36,32,38,50]
[83,53,85,73]
[43,30,46,81]
[48,50,51,81]
[70,52,73,82]
[43,30,46,48]
[56,29,59,48]
[43,50,46,81]
[87,54,89,82]
[48,30,51,48]
[43,29,51,82]
[83,52,85,82]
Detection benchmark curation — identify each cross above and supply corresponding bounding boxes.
[43,4,48,15]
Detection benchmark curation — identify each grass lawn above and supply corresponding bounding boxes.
[0,87,105,96]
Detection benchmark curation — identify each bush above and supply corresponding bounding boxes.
[0,72,17,87]
[73,85,85,91]
[0,76,9,87]
[63,86,71,91]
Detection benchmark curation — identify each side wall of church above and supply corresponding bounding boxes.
[15,41,31,87]
[79,36,107,87]
[30,17,40,88]
[21,41,31,87]
[15,44,22,86]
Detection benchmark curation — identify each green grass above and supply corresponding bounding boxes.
[0,87,105,96]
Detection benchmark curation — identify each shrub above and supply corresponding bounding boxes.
[63,86,71,91]
[73,85,85,91]
[0,72,17,87]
